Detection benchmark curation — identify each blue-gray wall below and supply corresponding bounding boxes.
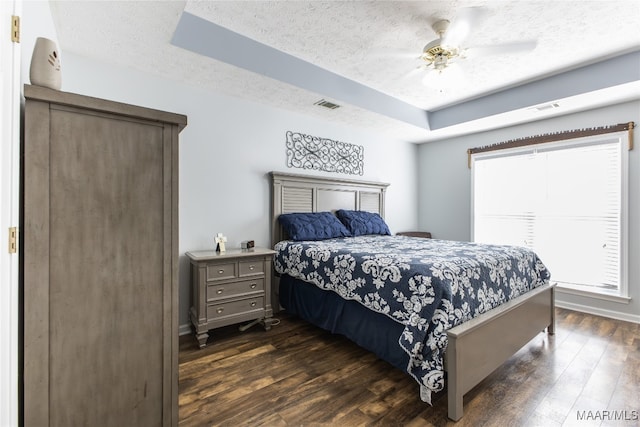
[418,100,640,323]
[21,2,419,331]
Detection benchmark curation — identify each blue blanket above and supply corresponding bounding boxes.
[274,235,550,403]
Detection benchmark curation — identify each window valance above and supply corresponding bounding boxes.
[467,122,635,168]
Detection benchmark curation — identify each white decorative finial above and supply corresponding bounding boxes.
[215,233,227,253]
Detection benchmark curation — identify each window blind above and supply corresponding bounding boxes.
[473,136,624,294]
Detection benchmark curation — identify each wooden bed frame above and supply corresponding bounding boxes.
[269,171,555,421]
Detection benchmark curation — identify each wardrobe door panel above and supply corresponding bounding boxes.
[23,85,186,427]
[49,109,165,426]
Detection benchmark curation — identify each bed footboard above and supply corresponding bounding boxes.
[446,284,555,421]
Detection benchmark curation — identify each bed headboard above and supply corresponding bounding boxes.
[270,171,390,246]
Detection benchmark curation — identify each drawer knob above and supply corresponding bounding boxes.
[250,283,257,289]
[216,289,224,295]
[249,265,255,270]
[217,307,224,314]
[218,269,224,274]
[250,302,256,307]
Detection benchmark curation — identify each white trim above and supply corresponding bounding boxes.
[619,131,630,299]
[0,1,21,426]
[179,323,192,336]
[556,285,631,304]
[556,300,640,324]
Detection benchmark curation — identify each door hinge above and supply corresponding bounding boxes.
[11,15,20,43]
[8,227,17,254]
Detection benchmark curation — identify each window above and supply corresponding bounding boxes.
[472,133,629,299]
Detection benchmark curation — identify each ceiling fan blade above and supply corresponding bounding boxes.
[370,48,420,60]
[402,64,428,80]
[441,6,487,48]
[465,40,538,58]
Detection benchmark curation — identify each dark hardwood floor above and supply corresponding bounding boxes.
[179,308,639,426]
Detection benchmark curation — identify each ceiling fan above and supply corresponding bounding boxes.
[412,7,537,88]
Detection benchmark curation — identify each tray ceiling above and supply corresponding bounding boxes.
[50,1,640,142]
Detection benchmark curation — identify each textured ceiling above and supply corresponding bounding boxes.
[50,1,640,142]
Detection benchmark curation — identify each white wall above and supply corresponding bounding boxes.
[417,101,640,323]
[22,2,418,329]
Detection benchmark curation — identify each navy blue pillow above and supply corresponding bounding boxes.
[278,212,351,241]
[335,209,391,236]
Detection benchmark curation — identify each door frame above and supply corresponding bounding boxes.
[0,0,21,426]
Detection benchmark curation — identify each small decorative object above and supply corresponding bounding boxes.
[214,233,227,253]
[286,130,364,176]
[241,240,255,250]
[30,37,61,90]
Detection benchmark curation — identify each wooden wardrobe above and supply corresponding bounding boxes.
[22,85,186,426]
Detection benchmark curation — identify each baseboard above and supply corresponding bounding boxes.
[179,323,192,336]
[555,301,640,324]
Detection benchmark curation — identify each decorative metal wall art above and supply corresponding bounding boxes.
[285,131,364,176]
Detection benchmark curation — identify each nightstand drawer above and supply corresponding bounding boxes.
[239,260,264,276]
[206,263,236,281]
[207,296,265,321]
[206,278,265,301]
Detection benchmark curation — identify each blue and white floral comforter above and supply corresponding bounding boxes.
[274,235,550,403]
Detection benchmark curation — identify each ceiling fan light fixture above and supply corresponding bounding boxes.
[433,54,448,71]
[421,39,458,70]
[422,62,463,90]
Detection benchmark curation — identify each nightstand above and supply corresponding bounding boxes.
[186,248,276,348]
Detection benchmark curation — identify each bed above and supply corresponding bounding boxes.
[270,171,555,421]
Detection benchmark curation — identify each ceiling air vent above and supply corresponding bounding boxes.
[530,102,560,112]
[314,99,340,110]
